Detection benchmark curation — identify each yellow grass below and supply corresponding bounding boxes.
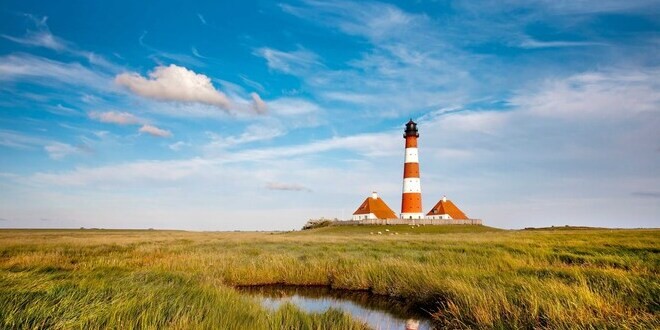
[0,226,658,329]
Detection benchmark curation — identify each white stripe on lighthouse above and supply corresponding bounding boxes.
[404,148,418,163]
[402,178,421,193]
[401,212,424,219]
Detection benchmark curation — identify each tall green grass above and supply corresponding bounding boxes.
[0,227,658,329]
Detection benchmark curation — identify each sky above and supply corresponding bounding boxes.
[0,0,658,230]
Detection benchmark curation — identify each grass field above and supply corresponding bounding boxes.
[0,225,658,329]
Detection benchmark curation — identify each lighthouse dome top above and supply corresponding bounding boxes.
[404,119,419,138]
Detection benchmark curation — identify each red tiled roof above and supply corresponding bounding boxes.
[353,197,397,219]
[426,199,468,219]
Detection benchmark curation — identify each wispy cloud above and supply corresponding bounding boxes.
[197,13,207,25]
[511,69,660,119]
[89,111,144,125]
[280,1,421,42]
[238,74,265,93]
[266,1,472,116]
[268,98,321,116]
[139,124,172,138]
[88,111,176,139]
[518,38,607,49]
[28,157,215,186]
[2,14,118,71]
[265,182,311,192]
[0,54,113,91]
[0,130,88,160]
[139,31,207,68]
[631,191,660,198]
[2,15,68,51]
[251,92,268,114]
[0,130,49,149]
[44,142,85,160]
[168,141,189,151]
[191,47,209,59]
[204,124,285,153]
[48,104,81,116]
[493,0,660,15]
[24,128,400,186]
[254,47,323,75]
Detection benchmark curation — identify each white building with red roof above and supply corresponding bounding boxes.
[352,192,397,220]
[426,196,469,220]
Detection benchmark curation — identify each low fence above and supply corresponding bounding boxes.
[329,218,483,226]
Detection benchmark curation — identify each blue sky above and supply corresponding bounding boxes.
[0,0,658,230]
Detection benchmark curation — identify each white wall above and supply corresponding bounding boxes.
[400,212,424,219]
[426,214,452,220]
[352,213,376,220]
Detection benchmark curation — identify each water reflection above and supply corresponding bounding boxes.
[237,285,435,330]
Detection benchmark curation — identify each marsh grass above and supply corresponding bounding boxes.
[0,226,658,329]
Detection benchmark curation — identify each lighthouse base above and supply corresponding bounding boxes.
[400,213,424,220]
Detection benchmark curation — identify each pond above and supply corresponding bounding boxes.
[237,285,436,330]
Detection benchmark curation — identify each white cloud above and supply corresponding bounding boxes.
[139,124,172,138]
[44,142,80,160]
[115,64,231,109]
[89,111,143,125]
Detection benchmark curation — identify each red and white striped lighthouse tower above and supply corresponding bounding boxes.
[401,119,424,219]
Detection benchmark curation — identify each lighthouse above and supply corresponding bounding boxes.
[401,119,424,219]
